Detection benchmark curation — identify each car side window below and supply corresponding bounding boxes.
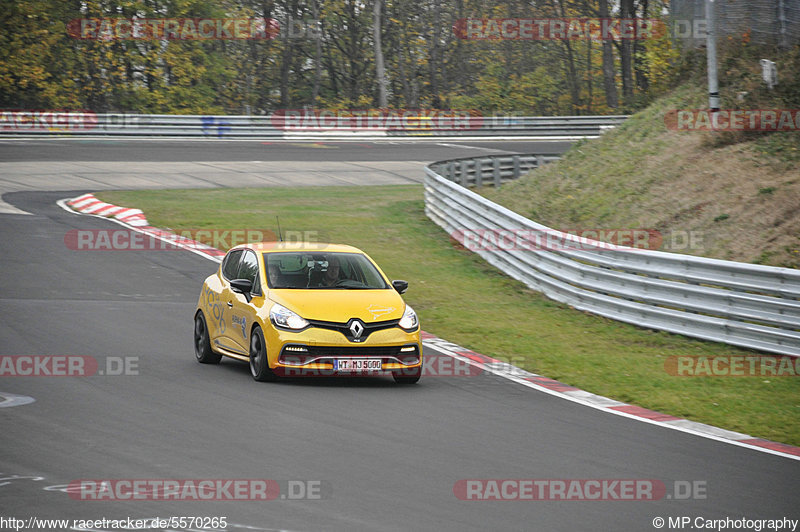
[238,250,261,295]
[222,249,243,280]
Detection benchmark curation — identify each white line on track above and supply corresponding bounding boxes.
[423,338,800,462]
[435,142,519,153]
[0,391,36,408]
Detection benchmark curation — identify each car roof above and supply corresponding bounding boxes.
[231,242,364,254]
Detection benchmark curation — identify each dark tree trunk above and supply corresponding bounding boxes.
[429,0,442,108]
[620,0,635,103]
[557,0,581,114]
[311,0,322,105]
[635,0,650,92]
[599,0,618,108]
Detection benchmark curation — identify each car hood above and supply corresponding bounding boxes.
[268,289,405,323]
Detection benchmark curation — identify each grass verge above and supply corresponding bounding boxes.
[98,185,800,446]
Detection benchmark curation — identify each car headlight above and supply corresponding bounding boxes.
[398,304,418,330]
[270,303,309,330]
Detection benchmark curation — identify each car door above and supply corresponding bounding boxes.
[228,249,263,354]
[213,249,247,355]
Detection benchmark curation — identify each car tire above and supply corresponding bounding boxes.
[393,365,421,384]
[249,326,277,382]
[194,311,222,364]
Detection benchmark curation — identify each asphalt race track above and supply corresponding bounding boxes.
[0,139,798,531]
[0,139,572,215]
[0,138,573,162]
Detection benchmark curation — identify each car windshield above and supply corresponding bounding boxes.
[264,252,390,290]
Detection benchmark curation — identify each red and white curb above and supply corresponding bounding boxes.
[59,193,800,462]
[66,193,149,227]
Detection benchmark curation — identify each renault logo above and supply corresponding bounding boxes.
[349,319,365,339]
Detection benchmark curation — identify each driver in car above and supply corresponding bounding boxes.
[321,255,341,287]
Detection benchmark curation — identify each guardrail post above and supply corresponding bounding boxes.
[513,155,520,179]
[457,161,466,186]
[448,162,455,182]
[475,160,483,187]
[493,158,501,187]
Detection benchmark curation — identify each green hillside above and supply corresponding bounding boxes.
[483,45,800,268]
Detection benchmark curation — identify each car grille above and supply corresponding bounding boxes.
[307,318,401,342]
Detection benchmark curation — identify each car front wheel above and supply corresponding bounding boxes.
[249,326,277,382]
[393,365,421,384]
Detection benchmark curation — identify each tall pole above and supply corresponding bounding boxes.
[779,0,788,49]
[706,0,720,112]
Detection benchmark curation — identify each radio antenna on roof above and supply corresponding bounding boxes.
[276,216,283,242]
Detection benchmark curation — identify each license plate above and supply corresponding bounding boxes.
[334,359,382,372]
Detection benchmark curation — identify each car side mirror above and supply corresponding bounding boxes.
[392,280,408,294]
[230,278,254,302]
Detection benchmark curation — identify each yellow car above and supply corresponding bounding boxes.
[194,243,422,383]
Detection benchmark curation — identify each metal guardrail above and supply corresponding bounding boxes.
[429,154,563,186]
[0,112,627,138]
[424,154,800,357]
